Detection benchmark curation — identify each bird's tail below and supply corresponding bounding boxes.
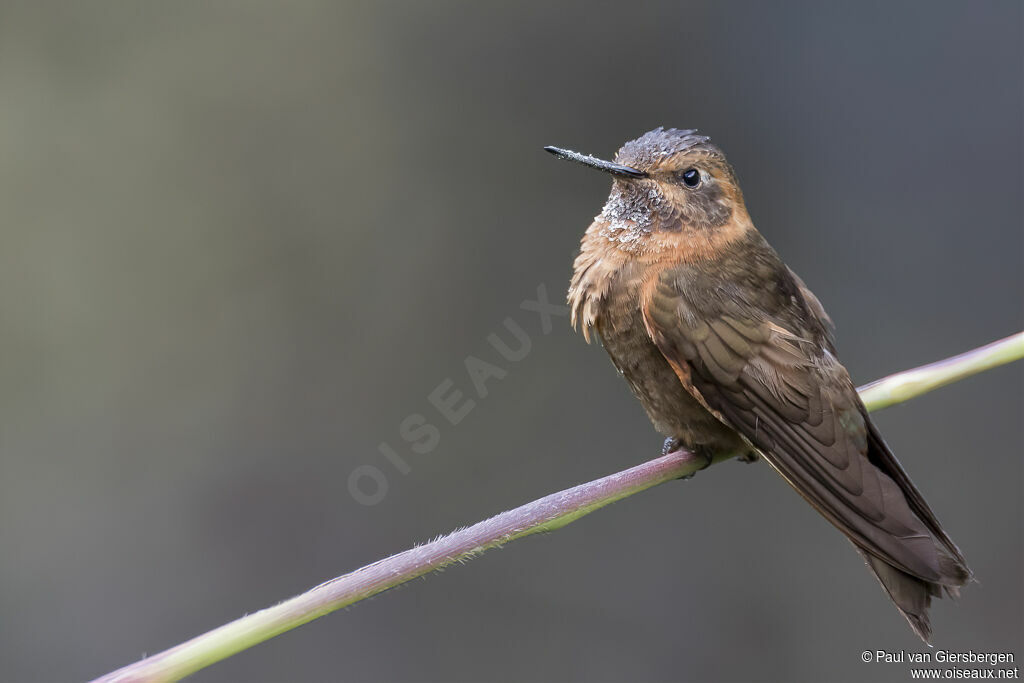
[859,549,967,643]
[861,421,972,643]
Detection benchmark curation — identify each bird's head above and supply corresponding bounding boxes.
[546,128,751,256]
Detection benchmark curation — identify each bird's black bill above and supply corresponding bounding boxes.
[544,146,647,178]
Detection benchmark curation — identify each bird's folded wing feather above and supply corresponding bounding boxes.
[641,266,948,582]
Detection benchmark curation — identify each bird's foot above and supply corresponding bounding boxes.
[661,436,682,456]
[736,450,759,464]
[662,438,714,479]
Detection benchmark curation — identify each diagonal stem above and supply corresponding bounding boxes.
[91,332,1024,683]
[856,333,1024,410]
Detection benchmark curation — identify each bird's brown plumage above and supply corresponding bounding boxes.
[557,127,970,642]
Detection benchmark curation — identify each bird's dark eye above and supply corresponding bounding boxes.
[680,168,701,188]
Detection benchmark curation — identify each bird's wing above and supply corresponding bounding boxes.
[781,268,964,570]
[641,265,956,584]
[786,266,836,350]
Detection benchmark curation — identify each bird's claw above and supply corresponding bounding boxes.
[663,439,713,479]
[737,450,759,464]
[662,437,682,456]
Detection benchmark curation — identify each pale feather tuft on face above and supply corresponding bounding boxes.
[596,182,667,245]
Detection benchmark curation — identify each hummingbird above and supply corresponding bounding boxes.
[546,128,970,642]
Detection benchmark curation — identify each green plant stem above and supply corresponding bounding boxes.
[857,332,1024,409]
[91,332,1024,683]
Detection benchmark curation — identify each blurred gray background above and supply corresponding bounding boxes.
[1,2,1021,682]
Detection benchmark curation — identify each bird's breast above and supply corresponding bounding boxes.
[568,226,741,448]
